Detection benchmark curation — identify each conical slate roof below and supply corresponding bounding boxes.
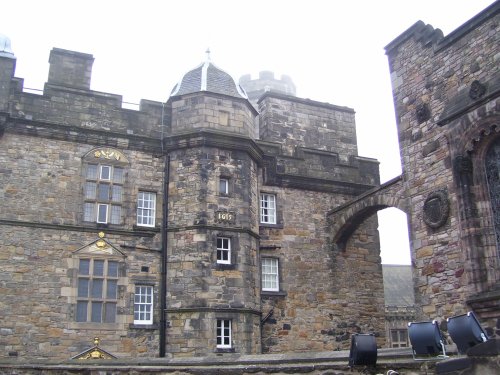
[170,58,248,99]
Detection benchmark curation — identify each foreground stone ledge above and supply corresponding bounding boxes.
[0,349,430,375]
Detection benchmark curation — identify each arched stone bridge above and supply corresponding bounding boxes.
[328,175,407,251]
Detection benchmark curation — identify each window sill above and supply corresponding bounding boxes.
[133,225,160,232]
[259,223,284,229]
[129,323,158,330]
[68,322,122,330]
[215,347,236,354]
[215,263,237,271]
[261,291,287,297]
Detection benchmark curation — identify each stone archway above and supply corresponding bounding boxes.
[328,176,407,251]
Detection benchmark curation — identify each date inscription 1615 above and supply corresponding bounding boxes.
[215,211,235,223]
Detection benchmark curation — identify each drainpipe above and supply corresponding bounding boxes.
[159,100,170,358]
[159,154,170,357]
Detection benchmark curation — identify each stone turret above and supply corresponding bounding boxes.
[169,57,258,139]
[164,57,262,356]
[239,71,296,106]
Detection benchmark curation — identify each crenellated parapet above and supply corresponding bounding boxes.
[1,48,166,144]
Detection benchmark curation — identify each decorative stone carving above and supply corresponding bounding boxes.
[416,103,431,124]
[423,190,449,228]
[469,80,486,100]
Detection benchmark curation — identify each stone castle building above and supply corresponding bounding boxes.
[1,0,499,362]
[0,39,382,358]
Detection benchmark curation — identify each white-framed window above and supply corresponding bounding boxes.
[219,178,229,195]
[217,319,232,348]
[217,237,231,264]
[83,164,123,225]
[134,285,153,325]
[137,191,156,227]
[260,193,276,224]
[261,257,279,291]
[76,258,119,323]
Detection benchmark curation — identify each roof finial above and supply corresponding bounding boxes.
[205,48,211,62]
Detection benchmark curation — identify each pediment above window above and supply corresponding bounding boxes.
[73,232,126,258]
[71,337,117,360]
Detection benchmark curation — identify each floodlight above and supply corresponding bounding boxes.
[408,320,447,360]
[348,333,377,367]
[447,311,488,354]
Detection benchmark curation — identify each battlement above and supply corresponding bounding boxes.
[0,48,165,141]
[239,70,296,104]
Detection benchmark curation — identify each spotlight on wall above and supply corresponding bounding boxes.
[408,320,447,360]
[447,311,488,354]
[348,333,377,367]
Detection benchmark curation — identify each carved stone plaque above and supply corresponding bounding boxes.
[423,190,449,229]
[215,211,235,224]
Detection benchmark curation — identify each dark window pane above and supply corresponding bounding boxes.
[97,204,108,223]
[107,280,117,299]
[93,260,104,276]
[79,259,90,275]
[108,261,118,277]
[113,167,123,183]
[91,302,102,322]
[77,278,89,298]
[100,166,111,180]
[84,182,97,199]
[104,303,116,323]
[391,330,398,341]
[86,164,97,179]
[98,183,110,201]
[76,301,87,322]
[91,279,103,298]
[401,330,408,341]
[112,185,122,202]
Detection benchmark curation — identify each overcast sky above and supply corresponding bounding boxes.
[2,0,496,264]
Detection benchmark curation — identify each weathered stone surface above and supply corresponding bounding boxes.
[383,1,500,332]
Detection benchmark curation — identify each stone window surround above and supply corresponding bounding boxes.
[216,236,231,264]
[261,257,280,292]
[216,318,232,349]
[82,147,129,227]
[390,328,409,348]
[68,255,127,330]
[219,177,230,196]
[129,277,158,330]
[76,258,119,323]
[84,164,124,225]
[134,285,154,325]
[260,192,277,225]
[136,191,157,227]
[213,232,239,270]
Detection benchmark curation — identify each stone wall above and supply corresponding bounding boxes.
[259,186,385,353]
[385,2,500,328]
[0,37,385,360]
[0,225,161,359]
[258,93,358,161]
[169,92,257,139]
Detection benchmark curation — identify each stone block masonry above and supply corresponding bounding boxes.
[0,38,384,360]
